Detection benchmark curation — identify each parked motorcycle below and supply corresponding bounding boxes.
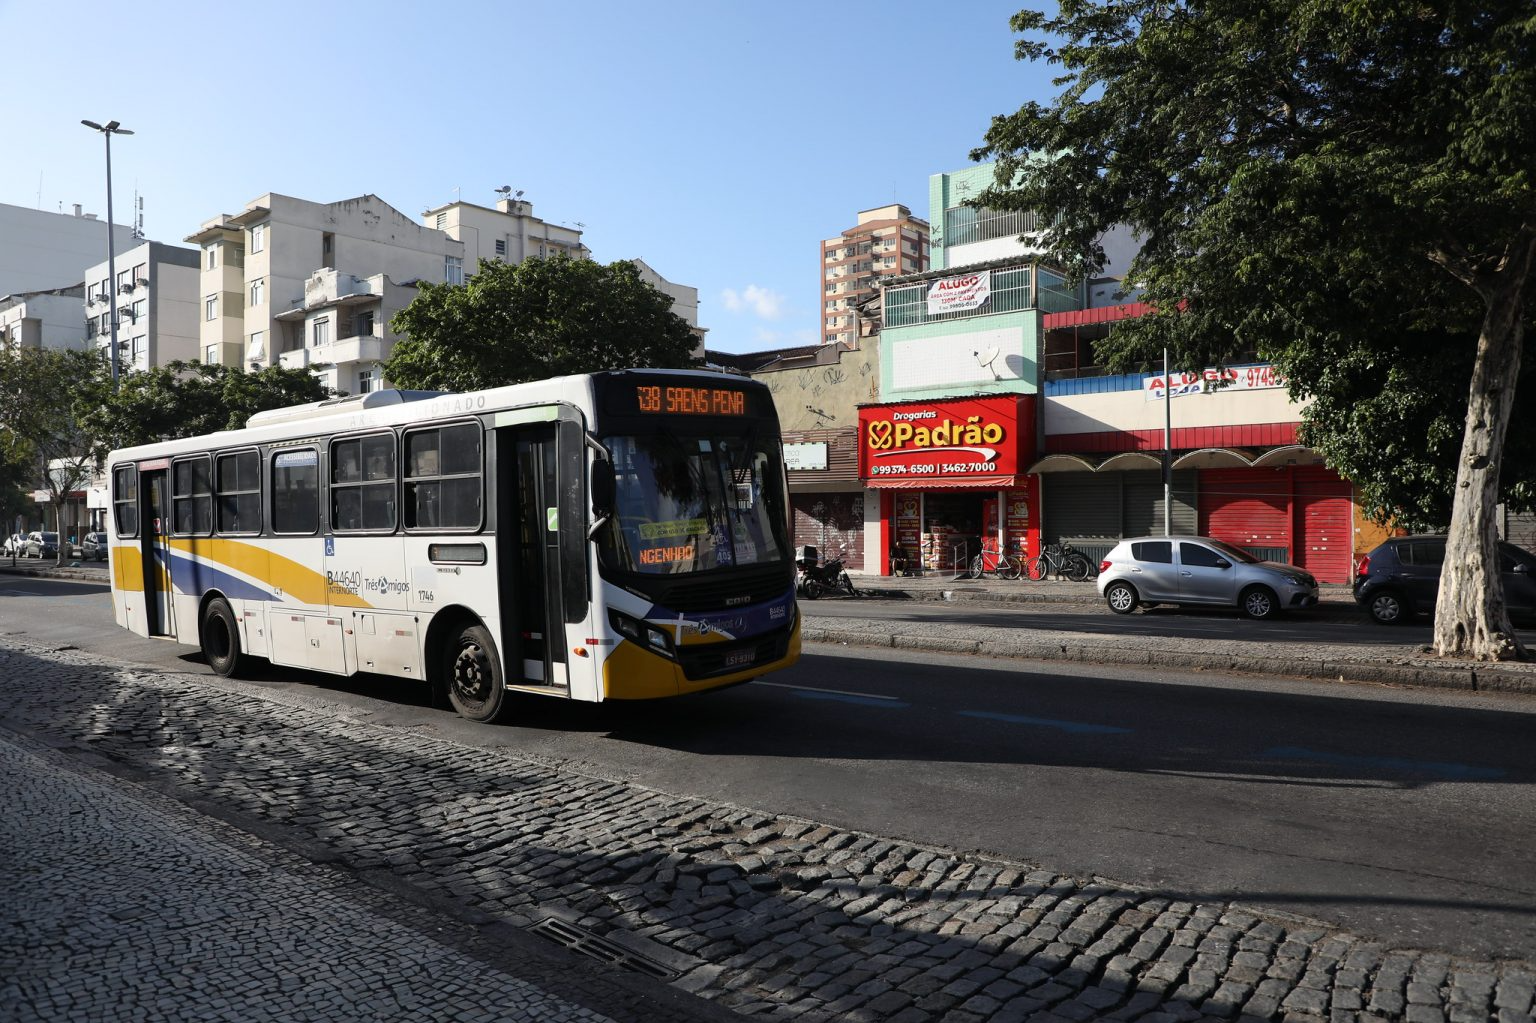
[795,545,856,599]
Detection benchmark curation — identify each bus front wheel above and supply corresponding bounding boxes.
[443,623,510,723]
[201,598,245,678]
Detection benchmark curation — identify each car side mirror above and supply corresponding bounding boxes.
[1514,562,1530,575]
[1215,559,1231,569]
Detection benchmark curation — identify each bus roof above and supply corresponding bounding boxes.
[104,367,759,465]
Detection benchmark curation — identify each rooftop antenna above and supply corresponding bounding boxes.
[495,185,511,201]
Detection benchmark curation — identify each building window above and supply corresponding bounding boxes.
[133,263,147,284]
[312,318,330,347]
[117,268,133,292]
[435,212,446,229]
[494,239,506,256]
[247,331,265,362]
[357,368,377,393]
[131,299,146,322]
[206,248,218,270]
[100,312,112,333]
[250,279,264,307]
[355,311,375,337]
[445,256,464,285]
[205,344,218,364]
[130,336,146,366]
[250,223,266,253]
[216,450,261,534]
[205,295,218,321]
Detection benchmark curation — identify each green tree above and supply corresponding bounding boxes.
[0,347,110,564]
[85,361,330,453]
[384,255,701,391]
[975,0,1536,660]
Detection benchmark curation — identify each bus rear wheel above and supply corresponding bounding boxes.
[201,597,245,678]
[443,623,510,723]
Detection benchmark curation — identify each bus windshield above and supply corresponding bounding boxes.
[598,428,791,576]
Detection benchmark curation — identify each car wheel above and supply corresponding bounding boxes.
[1241,585,1279,620]
[201,597,246,678]
[1368,589,1409,624]
[1105,581,1138,614]
[443,622,510,723]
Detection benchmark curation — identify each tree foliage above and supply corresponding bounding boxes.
[84,361,330,453]
[384,256,702,392]
[0,347,110,562]
[975,0,1536,658]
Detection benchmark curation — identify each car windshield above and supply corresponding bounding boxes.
[597,429,791,576]
[1204,539,1260,564]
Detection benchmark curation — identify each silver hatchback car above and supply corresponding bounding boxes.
[1097,535,1319,620]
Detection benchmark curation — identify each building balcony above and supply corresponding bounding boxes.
[289,333,389,371]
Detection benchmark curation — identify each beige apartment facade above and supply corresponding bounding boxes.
[186,193,464,388]
[821,204,929,347]
[423,196,590,272]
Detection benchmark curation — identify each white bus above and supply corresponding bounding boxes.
[106,369,801,722]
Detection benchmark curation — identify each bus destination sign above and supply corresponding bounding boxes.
[636,385,746,417]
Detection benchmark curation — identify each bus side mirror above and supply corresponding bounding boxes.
[590,458,615,518]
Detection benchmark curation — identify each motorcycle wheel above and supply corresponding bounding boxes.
[800,578,822,599]
[839,571,855,596]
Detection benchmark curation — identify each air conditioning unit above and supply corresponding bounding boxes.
[136,277,149,287]
[95,292,111,303]
[118,283,134,294]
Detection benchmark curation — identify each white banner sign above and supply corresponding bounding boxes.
[783,442,828,471]
[1144,364,1286,401]
[926,271,992,315]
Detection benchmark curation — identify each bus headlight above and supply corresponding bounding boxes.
[609,609,674,655]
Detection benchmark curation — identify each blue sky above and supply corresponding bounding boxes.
[1,1,1057,353]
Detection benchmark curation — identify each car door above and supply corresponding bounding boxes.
[1178,541,1238,604]
[1498,544,1536,616]
[1125,540,1179,600]
[1401,540,1446,608]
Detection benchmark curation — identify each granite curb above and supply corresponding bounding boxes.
[801,625,1536,697]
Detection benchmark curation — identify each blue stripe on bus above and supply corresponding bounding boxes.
[169,551,276,603]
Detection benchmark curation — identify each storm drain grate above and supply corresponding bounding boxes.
[529,918,680,981]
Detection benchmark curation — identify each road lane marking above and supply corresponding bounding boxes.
[1261,745,1506,782]
[755,681,908,708]
[957,710,1132,735]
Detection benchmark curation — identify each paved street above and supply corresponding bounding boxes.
[2,630,1533,1023]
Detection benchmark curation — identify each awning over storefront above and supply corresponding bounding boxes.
[1026,453,1099,473]
[1097,451,1163,472]
[1172,447,1257,469]
[1250,445,1325,468]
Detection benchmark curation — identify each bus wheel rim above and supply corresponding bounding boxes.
[453,642,492,702]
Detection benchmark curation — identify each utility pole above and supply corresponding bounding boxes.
[81,119,134,390]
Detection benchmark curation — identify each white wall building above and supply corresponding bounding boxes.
[186,193,465,382]
[275,269,420,395]
[83,240,201,371]
[0,202,137,298]
[423,196,589,272]
[0,285,88,351]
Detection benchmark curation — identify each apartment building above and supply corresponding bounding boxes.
[422,196,590,272]
[185,193,464,387]
[0,284,88,351]
[0,202,137,298]
[274,268,419,394]
[821,204,929,347]
[82,240,200,372]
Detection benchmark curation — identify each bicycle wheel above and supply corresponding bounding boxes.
[1065,555,1091,582]
[998,556,1021,581]
[968,554,985,579]
[1025,556,1048,581]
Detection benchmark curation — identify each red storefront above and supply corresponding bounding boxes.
[859,394,1040,575]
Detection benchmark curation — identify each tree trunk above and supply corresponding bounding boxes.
[1433,264,1532,659]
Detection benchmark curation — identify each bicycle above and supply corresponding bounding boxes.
[1026,541,1097,582]
[968,543,1022,581]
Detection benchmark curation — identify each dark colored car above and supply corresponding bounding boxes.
[81,532,109,562]
[1353,535,1536,623]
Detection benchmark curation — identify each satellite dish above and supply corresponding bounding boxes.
[974,346,1002,380]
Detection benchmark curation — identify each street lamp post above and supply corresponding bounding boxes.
[80,119,133,390]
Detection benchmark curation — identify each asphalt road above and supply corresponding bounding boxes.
[3,574,1534,962]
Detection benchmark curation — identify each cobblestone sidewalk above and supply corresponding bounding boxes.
[2,638,1532,1023]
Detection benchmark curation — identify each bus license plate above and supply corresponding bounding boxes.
[725,649,757,668]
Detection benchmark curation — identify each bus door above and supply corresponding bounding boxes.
[497,421,587,692]
[139,466,176,638]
